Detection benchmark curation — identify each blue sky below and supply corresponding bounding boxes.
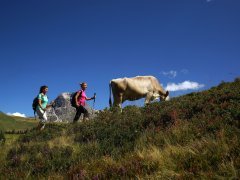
[0,0,239,117]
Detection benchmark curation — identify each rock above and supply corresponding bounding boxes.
[46,92,98,122]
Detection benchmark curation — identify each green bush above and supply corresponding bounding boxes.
[5,143,73,177]
[18,123,66,143]
[73,105,144,157]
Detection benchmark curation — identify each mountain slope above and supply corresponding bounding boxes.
[0,79,240,179]
[0,112,37,131]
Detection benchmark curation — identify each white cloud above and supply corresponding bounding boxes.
[161,70,177,79]
[165,81,205,91]
[7,112,27,118]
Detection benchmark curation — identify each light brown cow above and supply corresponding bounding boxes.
[109,76,169,108]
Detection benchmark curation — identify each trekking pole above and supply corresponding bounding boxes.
[92,93,96,114]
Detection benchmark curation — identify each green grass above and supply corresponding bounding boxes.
[0,134,20,169]
[0,113,37,131]
[0,79,240,179]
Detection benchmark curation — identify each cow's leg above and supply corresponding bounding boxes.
[113,93,123,109]
[119,93,124,108]
[144,92,153,105]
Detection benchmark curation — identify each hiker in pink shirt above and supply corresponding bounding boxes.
[73,82,96,122]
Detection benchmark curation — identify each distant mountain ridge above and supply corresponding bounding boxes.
[0,112,37,131]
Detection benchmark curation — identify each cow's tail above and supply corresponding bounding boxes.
[109,81,112,107]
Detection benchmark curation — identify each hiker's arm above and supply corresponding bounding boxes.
[38,99,45,111]
[86,95,96,101]
[46,103,53,109]
[46,105,51,108]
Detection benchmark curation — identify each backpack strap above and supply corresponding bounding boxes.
[76,90,83,100]
[78,90,83,97]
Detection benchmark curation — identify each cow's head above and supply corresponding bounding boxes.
[160,91,170,101]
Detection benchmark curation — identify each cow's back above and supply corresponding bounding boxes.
[110,78,127,94]
[124,76,157,100]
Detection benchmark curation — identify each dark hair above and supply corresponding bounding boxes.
[80,82,87,87]
[39,85,48,93]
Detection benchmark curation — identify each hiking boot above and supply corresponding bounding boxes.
[40,123,45,131]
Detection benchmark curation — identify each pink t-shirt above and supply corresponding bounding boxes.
[77,90,87,106]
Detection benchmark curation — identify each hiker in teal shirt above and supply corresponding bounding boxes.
[36,85,54,130]
[37,93,48,111]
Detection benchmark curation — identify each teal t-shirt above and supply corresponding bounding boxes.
[37,93,48,110]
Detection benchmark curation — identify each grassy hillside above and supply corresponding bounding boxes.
[0,79,240,179]
[0,113,37,131]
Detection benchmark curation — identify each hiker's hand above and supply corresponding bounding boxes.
[51,101,55,107]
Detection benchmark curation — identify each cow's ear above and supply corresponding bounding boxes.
[165,91,169,97]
